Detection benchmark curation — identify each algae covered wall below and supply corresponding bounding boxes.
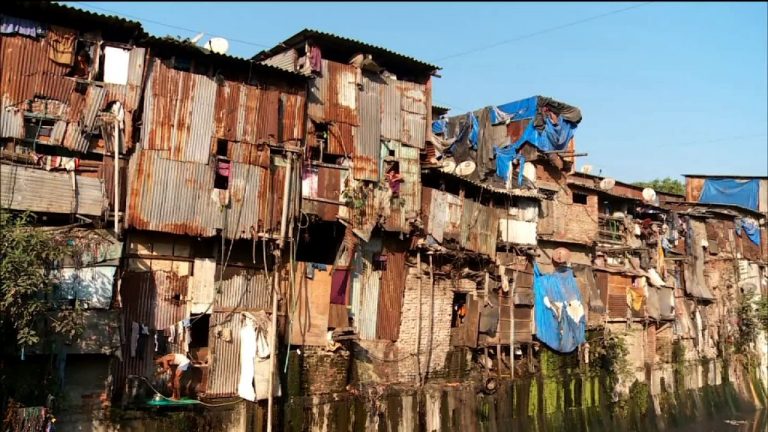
[279,357,764,432]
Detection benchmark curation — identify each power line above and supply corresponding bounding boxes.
[69,1,272,48]
[431,2,655,63]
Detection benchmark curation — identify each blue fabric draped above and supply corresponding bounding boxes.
[432,118,446,135]
[698,179,759,211]
[533,264,586,353]
[735,218,761,246]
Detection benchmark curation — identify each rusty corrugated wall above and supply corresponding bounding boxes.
[114,270,189,397]
[0,34,145,153]
[0,162,106,216]
[354,74,381,181]
[127,149,276,239]
[380,76,401,142]
[375,237,408,341]
[141,59,216,163]
[280,90,306,142]
[206,311,242,398]
[301,164,344,221]
[351,238,382,340]
[386,141,420,232]
[214,269,271,312]
[460,199,499,258]
[399,81,427,149]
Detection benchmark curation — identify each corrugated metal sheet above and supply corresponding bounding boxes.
[0,162,105,216]
[214,269,271,312]
[326,61,358,125]
[63,84,107,152]
[260,49,298,72]
[380,77,401,141]
[327,121,355,156]
[376,238,408,341]
[606,273,630,320]
[499,219,537,245]
[460,199,498,258]
[141,59,216,163]
[399,81,427,148]
[280,90,305,142]
[301,164,344,221]
[384,141,420,232]
[127,149,275,239]
[207,311,268,398]
[0,34,73,104]
[0,94,24,138]
[121,270,189,330]
[421,187,445,242]
[189,258,216,314]
[99,156,127,213]
[351,239,382,340]
[214,81,280,146]
[355,74,381,181]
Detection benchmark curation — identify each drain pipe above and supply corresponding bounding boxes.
[278,154,293,247]
[267,261,279,432]
[416,251,423,387]
[112,103,124,237]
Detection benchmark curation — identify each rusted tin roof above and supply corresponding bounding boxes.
[254,29,440,79]
[0,162,106,216]
[4,1,145,42]
[423,168,544,199]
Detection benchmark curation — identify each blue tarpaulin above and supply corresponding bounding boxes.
[735,218,761,246]
[698,179,759,211]
[432,118,446,135]
[496,96,539,121]
[533,264,586,353]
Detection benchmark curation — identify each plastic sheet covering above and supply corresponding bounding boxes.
[533,264,586,353]
[698,178,759,211]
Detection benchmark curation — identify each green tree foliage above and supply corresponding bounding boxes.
[632,177,686,196]
[0,211,82,347]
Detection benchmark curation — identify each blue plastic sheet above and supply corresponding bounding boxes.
[698,179,759,211]
[735,218,761,246]
[432,118,446,135]
[496,96,539,121]
[533,264,586,353]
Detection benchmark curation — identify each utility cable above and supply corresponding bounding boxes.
[70,1,272,48]
[431,2,655,63]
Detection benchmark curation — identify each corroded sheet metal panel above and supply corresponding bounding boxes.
[280,90,305,142]
[214,269,271,312]
[351,240,382,341]
[376,238,408,341]
[460,199,498,258]
[380,77,401,141]
[121,270,189,330]
[326,60,359,126]
[126,150,272,239]
[206,311,242,398]
[0,162,105,216]
[327,121,355,156]
[354,74,381,181]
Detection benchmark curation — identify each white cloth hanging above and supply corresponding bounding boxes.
[237,318,257,402]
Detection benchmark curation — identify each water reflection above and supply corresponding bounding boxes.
[672,410,766,432]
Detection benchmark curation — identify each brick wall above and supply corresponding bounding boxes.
[539,186,599,244]
[290,346,351,396]
[395,267,454,383]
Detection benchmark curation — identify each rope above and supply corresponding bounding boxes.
[135,375,243,407]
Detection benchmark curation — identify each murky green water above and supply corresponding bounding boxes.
[671,410,766,432]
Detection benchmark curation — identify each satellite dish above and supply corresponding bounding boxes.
[581,165,593,174]
[455,161,476,176]
[190,32,205,44]
[642,188,657,203]
[599,178,616,190]
[440,159,456,174]
[206,37,230,55]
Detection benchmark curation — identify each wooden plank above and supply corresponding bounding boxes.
[289,263,331,346]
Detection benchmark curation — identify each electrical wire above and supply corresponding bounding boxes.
[70,2,272,48]
[431,2,655,63]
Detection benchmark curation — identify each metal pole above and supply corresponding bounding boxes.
[278,155,293,247]
[113,118,120,236]
[510,270,517,379]
[416,252,422,386]
[267,264,279,432]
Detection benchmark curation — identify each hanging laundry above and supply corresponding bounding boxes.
[0,16,46,37]
[238,317,257,401]
[330,269,350,305]
[130,322,139,357]
[46,25,77,66]
[217,159,231,177]
[168,324,176,343]
[309,44,322,74]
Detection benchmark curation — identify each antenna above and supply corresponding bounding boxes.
[190,32,205,44]
[206,37,230,55]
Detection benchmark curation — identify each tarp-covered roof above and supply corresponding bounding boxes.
[255,28,440,80]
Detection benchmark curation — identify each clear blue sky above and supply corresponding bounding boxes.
[68,1,767,182]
